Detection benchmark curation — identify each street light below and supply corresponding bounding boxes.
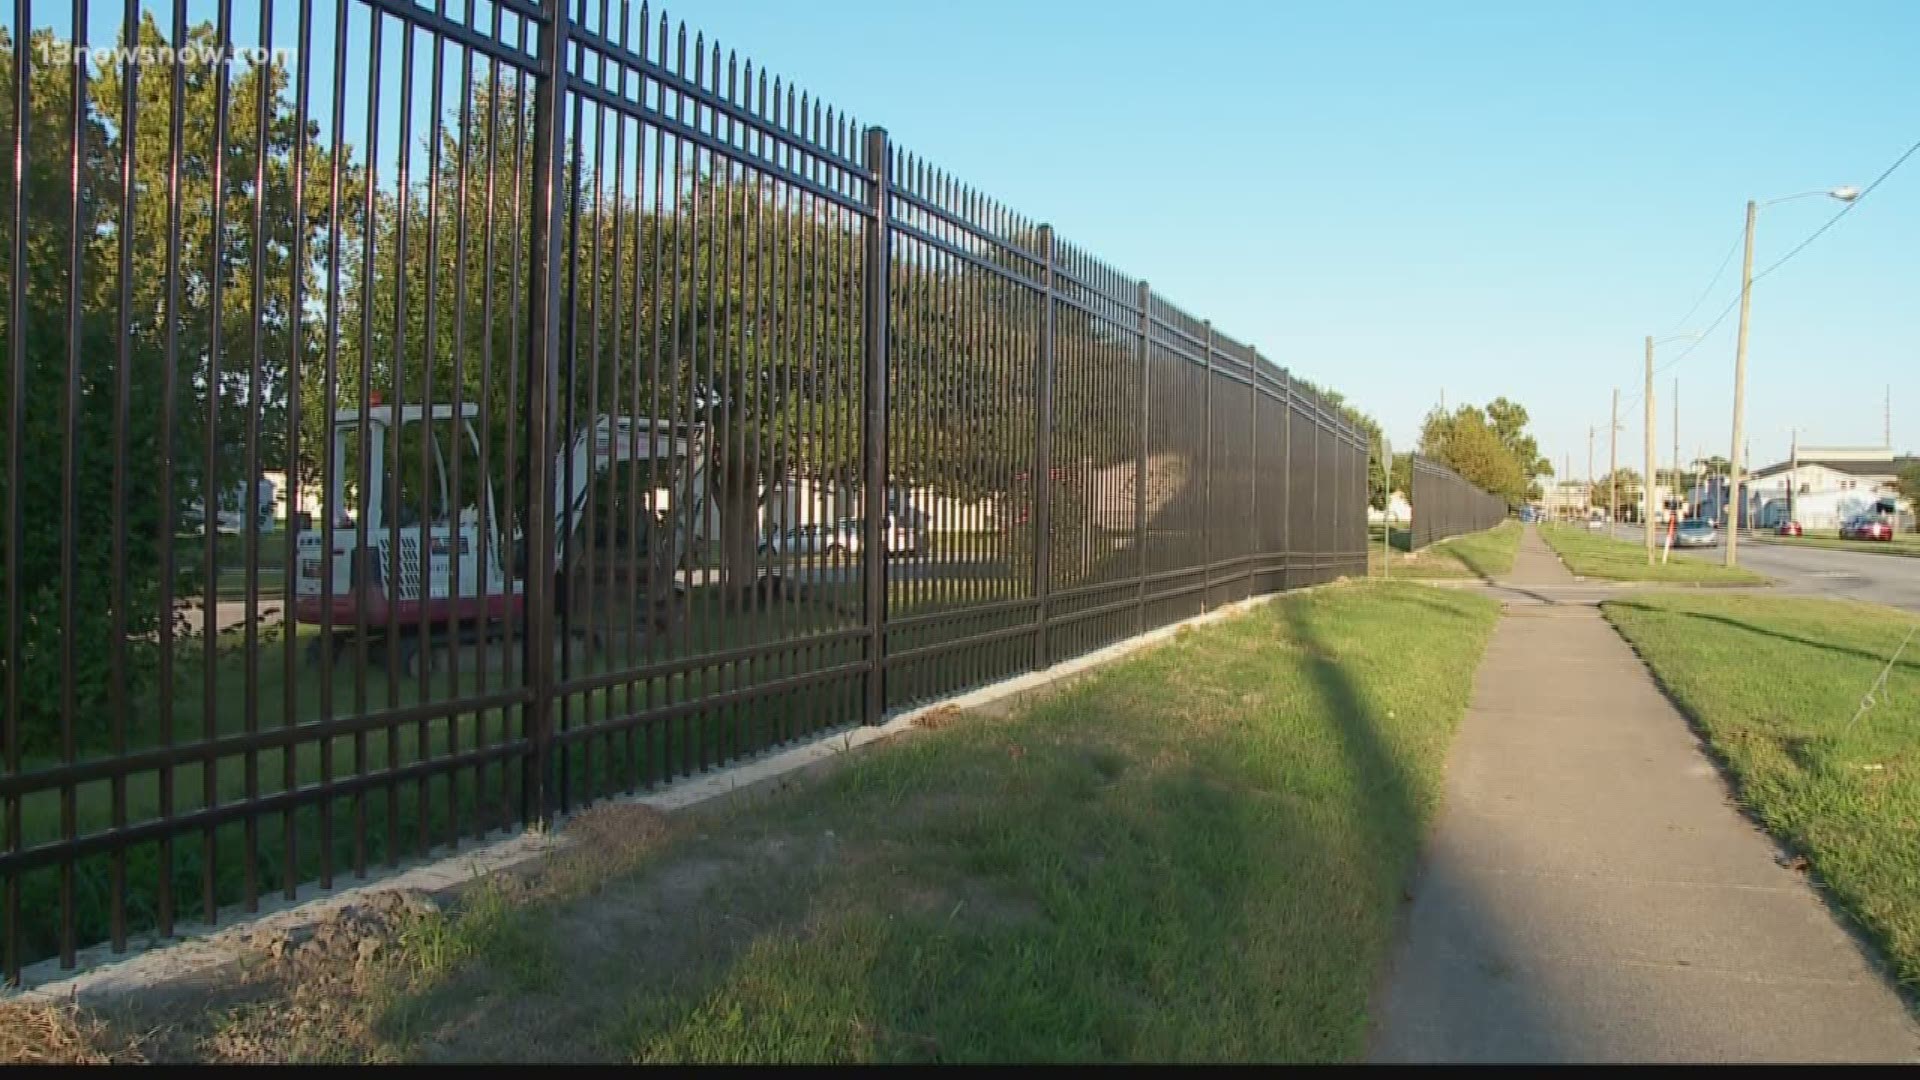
[1725,185,1857,568]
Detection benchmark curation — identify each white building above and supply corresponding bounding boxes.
[1367,492,1412,524]
[1746,446,1913,530]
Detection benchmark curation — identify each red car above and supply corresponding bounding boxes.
[1776,521,1804,537]
[1839,517,1895,542]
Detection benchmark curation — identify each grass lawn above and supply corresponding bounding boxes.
[1370,521,1521,581]
[1538,523,1769,585]
[1758,529,1920,559]
[143,580,1500,1063]
[1603,592,1920,992]
[9,571,1034,969]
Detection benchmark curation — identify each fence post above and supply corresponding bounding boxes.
[1135,281,1150,634]
[1247,353,1259,599]
[1031,224,1055,670]
[521,0,571,823]
[1409,457,1417,550]
[861,127,892,724]
[1200,320,1212,611]
[1280,369,1292,592]
[1311,399,1322,582]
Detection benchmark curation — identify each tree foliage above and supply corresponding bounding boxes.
[1417,399,1550,507]
[1294,378,1389,510]
[1,21,342,754]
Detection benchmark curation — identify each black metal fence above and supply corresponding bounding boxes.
[0,0,1370,980]
[1409,456,1508,550]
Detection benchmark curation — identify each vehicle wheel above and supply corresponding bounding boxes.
[303,634,332,669]
[826,543,849,557]
[396,635,424,678]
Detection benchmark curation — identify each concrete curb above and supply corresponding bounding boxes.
[8,579,1346,1005]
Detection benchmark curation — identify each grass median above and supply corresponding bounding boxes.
[1370,520,1521,581]
[82,580,1499,1063]
[1538,523,1768,585]
[1603,592,1920,992]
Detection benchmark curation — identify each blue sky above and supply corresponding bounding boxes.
[43,0,1918,481]
[674,0,1917,479]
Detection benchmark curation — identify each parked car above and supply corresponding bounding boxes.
[761,520,861,557]
[1585,513,1608,532]
[883,512,925,558]
[1839,517,1895,542]
[1775,520,1804,537]
[1674,519,1719,548]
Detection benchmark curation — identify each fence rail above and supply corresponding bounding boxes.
[1409,456,1509,550]
[0,0,1369,980]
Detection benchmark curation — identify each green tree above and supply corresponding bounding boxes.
[1693,455,1730,479]
[1590,468,1642,518]
[1294,378,1387,509]
[1417,400,1546,506]
[1390,451,1413,502]
[0,20,345,755]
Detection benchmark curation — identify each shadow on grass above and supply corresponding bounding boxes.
[1277,599,1417,837]
[1448,547,1500,583]
[1604,600,1920,674]
[305,586,1500,1063]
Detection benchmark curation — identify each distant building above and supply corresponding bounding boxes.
[1706,446,1914,530]
[1541,480,1590,521]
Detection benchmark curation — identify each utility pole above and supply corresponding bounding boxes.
[1789,428,1799,524]
[1672,377,1680,521]
[1726,198,1757,567]
[1888,385,1894,450]
[1609,389,1619,527]
[1564,452,1572,520]
[1587,426,1596,519]
[1645,336,1657,563]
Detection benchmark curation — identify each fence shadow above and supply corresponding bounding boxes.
[280,586,1480,1062]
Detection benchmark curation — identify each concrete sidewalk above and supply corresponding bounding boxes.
[1369,526,1920,1063]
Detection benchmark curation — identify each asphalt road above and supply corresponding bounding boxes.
[1608,523,1920,614]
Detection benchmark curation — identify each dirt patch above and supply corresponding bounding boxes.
[0,1000,147,1064]
[241,890,442,978]
[179,889,444,1063]
[151,806,668,1064]
[385,821,841,1061]
[913,704,964,731]
[541,803,676,895]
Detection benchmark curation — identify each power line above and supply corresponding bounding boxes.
[1655,296,1739,375]
[1664,227,1744,338]
[1602,135,1920,471]
[1753,136,1920,285]
[1644,134,1920,379]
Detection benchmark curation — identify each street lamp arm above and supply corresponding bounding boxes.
[1760,186,1861,207]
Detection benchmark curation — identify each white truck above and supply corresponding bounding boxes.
[293,401,712,672]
